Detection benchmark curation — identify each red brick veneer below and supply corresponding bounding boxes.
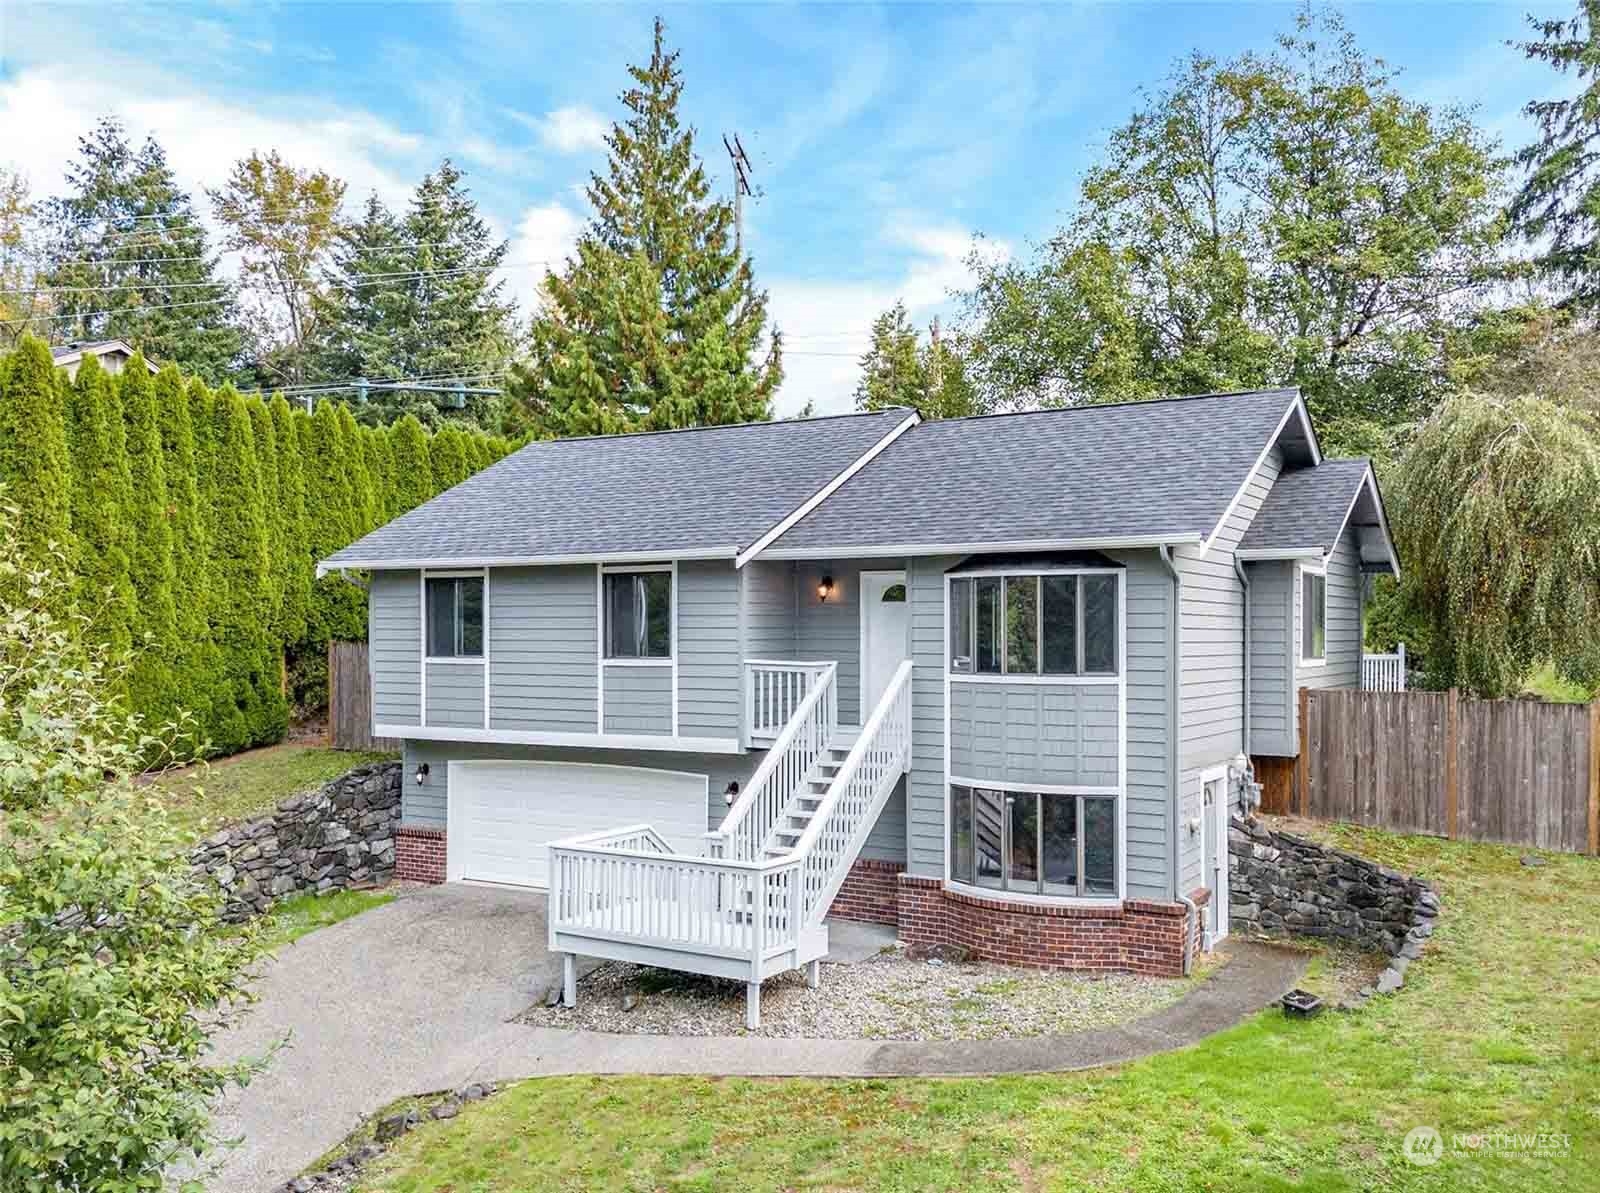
[895,875,1192,977]
[828,858,905,925]
[396,826,446,884]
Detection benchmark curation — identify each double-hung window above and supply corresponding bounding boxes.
[949,571,1118,675]
[1300,566,1326,663]
[605,569,672,659]
[425,575,484,658]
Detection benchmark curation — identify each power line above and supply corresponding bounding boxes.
[47,236,542,271]
[12,259,553,297]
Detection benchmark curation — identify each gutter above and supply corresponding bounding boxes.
[1157,544,1194,976]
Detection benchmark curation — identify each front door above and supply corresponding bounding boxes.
[1201,771,1230,947]
[859,570,910,721]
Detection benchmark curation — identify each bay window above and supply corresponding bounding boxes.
[950,570,1119,675]
[949,784,1116,897]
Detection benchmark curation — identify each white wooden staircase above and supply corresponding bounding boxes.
[547,660,912,1027]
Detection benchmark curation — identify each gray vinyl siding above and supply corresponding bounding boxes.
[861,779,907,864]
[489,565,598,734]
[905,555,962,878]
[1247,561,1294,756]
[602,665,673,734]
[424,661,485,728]
[1121,551,1174,902]
[676,562,740,740]
[744,560,797,659]
[949,682,1117,787]
[795,560,885,726]
[1293,526,1363,700]
[370,570,421,725]
[1174,446,1280,895]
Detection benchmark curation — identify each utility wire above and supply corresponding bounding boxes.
[11,259,552,297]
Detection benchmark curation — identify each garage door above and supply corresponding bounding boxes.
[446,761,709,888]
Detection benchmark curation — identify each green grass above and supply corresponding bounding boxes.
[354,826,1600,1192]
[1520,663,1596,704]
[148,743,396,839]
[259,888,396,951]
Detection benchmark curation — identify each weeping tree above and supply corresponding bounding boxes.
[1392,390,1600,695]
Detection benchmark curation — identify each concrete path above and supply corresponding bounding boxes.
[205,886,1305,1191]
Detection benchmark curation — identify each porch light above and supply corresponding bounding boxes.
[817,575,834,602]
[415,762,430,786]
[724,781,740,806]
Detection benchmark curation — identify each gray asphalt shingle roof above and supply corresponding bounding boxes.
[1237,457,1372,555]
[764,388,1303,554]
[320,408,911,567]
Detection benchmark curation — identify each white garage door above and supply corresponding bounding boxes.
[446,761,709,888]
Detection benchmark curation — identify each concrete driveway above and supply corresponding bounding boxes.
[205,883,557,1193]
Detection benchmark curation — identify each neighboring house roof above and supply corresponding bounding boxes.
[49,339,158,373]
[319,408,917,571]
[1237,457,1400,576]
[755,387,1315,560]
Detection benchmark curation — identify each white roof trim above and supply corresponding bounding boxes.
[1235,547,1325,562]
[315,546,737,577]
[735,411,920,568]
[1198,393,1320,557]
[1335,465,1402,579]
[755,533,1204,562]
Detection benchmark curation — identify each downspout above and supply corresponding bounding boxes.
[1234,556,1251,759]
[1158,544,1194,977]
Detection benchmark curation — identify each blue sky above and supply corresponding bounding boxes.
[0,1,1572,412]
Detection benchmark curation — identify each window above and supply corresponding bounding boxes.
[949,572,1119,676]
[605,570,671,659]
[425,576,484,658]
[949,784,1116,897]
[1301,568,1326,662]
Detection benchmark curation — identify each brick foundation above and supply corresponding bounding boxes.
[894,875,1192,976]
[396,826,447,884]
[828,858,905,925]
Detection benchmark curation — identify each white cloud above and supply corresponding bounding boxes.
[767,221,1009,417]
[508,104,610,154]
[499,199,587,313]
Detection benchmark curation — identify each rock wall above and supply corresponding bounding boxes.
[1228,814,1438,959]
[190,761,401,922]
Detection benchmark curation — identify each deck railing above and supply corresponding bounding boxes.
[746,660,835,746]
[1362,643,1407,691]
[790,660,913,923]
[712,661,838,862]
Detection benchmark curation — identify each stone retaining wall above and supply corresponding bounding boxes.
[1228,814,1438,962]
[190,761,401,922]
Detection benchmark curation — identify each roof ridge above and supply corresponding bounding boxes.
[927,387,1300,427]
[506,405,910,449]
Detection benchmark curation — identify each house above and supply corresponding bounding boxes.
[319,388,1400,1025]
[49,339,158,379]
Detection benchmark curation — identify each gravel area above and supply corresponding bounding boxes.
[519,947,1209,1040]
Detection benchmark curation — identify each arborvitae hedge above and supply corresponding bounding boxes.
[0,335,514,759]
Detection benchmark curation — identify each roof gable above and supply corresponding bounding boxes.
[1237,457,1399,575]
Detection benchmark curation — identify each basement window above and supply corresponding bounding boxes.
[949,784,1116,898]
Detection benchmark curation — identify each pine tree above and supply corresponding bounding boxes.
[310,193,409,384]
[117,354,178,724]
[855,306,977,420]
[510,19,781,437]
[44,119,243,382]
[271,395,311,647]
[388,413,433,514]
[153,364,214,742]
[0,336,74,569]
[64,355,137,661]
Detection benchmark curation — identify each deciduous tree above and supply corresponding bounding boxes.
[855,305,976,419]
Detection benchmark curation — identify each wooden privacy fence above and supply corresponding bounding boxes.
[328,640,400,752]
[1287,687,1600,855]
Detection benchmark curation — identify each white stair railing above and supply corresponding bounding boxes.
[746,660,834,745]
[711,661,838,862]
[789,660,913,924]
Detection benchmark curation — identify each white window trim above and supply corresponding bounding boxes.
[418,568,490,729]
[596,561,679,735]
[1297,560,1328,667]
[943,567,1127,903]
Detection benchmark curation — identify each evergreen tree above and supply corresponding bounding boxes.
[245,397,285,640]
[153,364,214,743]
[43,119,243,382]
[310,193,409,384]
[388,413,433,514]
[335,403,376,536]
[271,396,311,646]
[117,354,178,723]
[0,336,74,568]
[64,356,137,660]
[430,425,470,493]
[303,400,364,645]
[509,19,782,437]
[854,306,978,420]
[1511,2,1600,306]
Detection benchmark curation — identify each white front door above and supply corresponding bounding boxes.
[1201,771,1230,947]
[859,570,910,721]
[447,761,709,888]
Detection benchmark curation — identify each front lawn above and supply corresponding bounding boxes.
[355,827,1599,1191]
[149,743,396,839]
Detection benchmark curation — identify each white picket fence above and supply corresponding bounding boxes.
[1361,643,1407,691]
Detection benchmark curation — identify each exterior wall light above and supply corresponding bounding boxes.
[415,762,430,786]
[817,575,834,602]
[724,780,740,806]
